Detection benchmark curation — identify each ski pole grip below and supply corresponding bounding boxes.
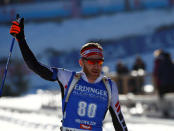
[16,14,21,23]
[11,14,21,37]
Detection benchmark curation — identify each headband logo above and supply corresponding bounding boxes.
[81,48,103,58]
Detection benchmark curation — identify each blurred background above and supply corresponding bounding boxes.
[0,0,174,131]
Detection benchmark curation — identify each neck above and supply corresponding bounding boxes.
[82,69,100,83]
[88,77,96,83]
[85,74,98,83]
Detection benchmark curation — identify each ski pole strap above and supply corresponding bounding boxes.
[102,76,112,108]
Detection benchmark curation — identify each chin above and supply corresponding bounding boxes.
[91,72,100,77]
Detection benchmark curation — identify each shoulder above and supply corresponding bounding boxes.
[57,68,76,86]
[106,76,118,95]
[102,76,118,92]
[104,77,120,105]
[57,68,73,76]
[102,76,116,86]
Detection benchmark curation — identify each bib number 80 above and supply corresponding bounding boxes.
[77,101,97,118]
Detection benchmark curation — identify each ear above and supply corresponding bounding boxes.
[79,59,83,67]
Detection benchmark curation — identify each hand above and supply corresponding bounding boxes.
[10,17,25,40]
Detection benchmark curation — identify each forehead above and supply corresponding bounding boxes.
[87,54,103,59]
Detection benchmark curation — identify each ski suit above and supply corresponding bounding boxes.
[17,38,128,131]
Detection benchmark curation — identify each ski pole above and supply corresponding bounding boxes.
[0,38,15,97]
[0,14,20,97]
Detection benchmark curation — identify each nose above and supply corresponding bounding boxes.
[93,62,101,68]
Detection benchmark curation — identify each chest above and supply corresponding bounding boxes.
[65,79,109,116]
[72,79,108,101]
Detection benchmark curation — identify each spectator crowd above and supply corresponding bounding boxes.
[115,50,174,98]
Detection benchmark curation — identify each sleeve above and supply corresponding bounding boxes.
[109,81,128,131]
[18,38,56,81]
[57,68,73,94]
[17,38,74,98]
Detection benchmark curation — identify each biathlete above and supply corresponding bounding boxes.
[10,17,128,131]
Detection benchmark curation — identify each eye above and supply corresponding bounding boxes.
[86,59,103,65]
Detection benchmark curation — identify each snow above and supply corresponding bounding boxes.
[0,93,174,131]
[0,95,42,110]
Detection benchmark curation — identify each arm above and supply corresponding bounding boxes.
[10,17,56,81]
[18,38,56,81]
[18,39,73,97]
[109,81,128,131]
[9,17,74,100]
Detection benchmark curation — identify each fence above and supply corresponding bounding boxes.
[110,72,156,95]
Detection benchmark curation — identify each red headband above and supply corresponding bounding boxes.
[81,47,103,58]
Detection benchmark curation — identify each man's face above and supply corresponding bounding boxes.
[80,55,104,78]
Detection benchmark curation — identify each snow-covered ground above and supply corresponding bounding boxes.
[0,93,174,131]
[1,108,174,131]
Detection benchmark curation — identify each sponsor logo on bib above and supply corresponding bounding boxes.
[80,124,92,130]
